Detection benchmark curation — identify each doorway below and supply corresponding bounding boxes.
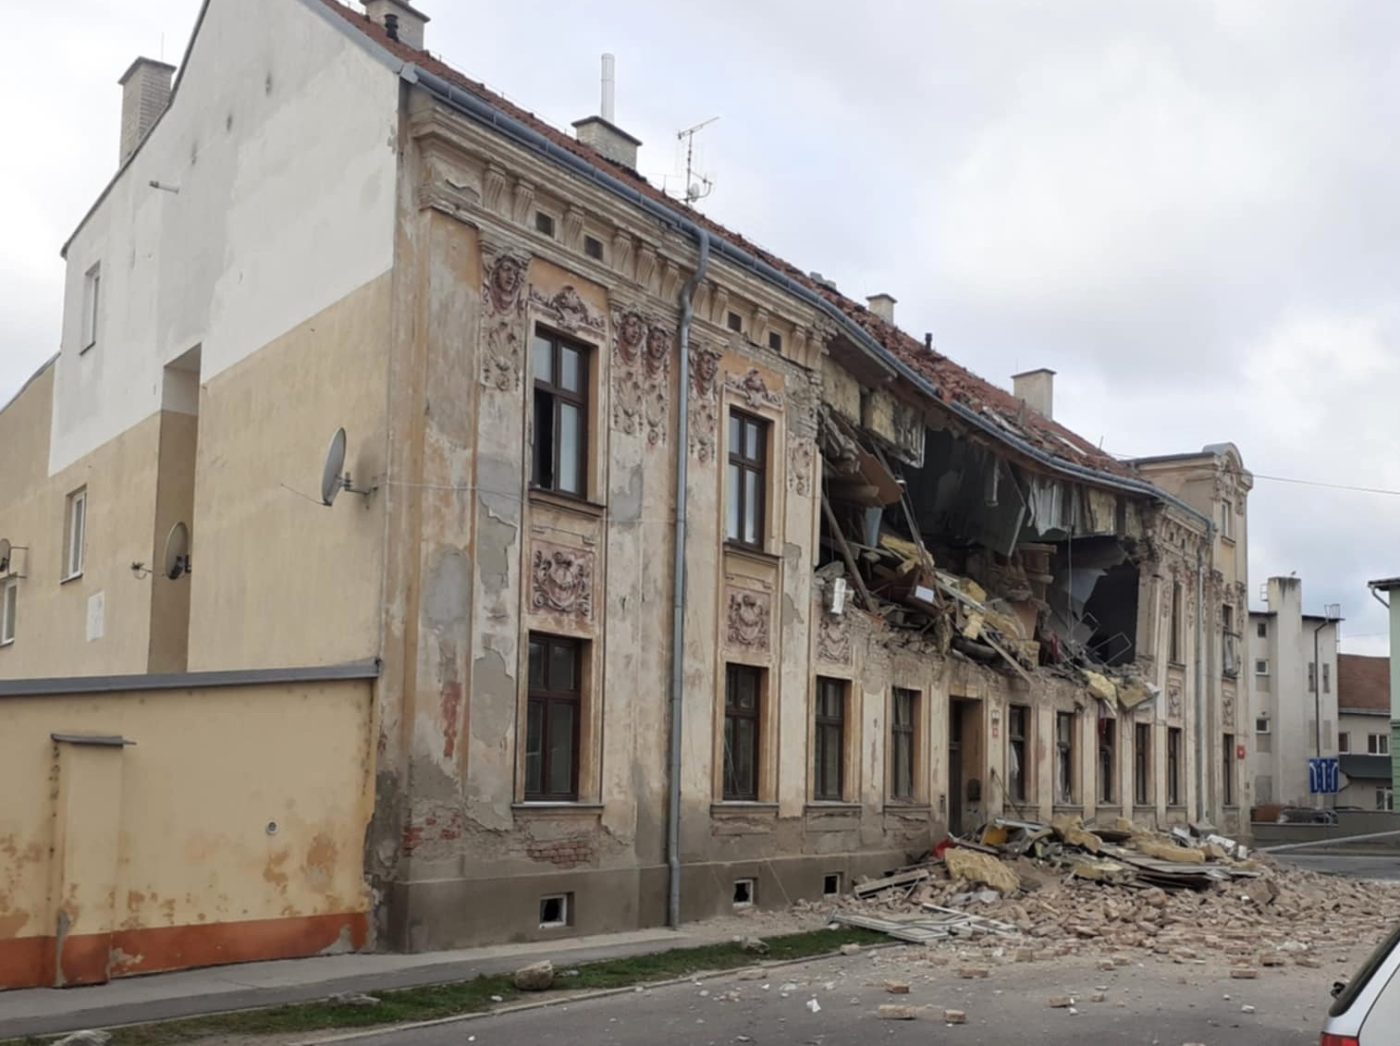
[948,698,984,836]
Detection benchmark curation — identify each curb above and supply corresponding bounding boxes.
[290,943,902,1045]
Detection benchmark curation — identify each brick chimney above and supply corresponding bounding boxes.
[866,293,896,324]
[1012,368,1055,420]
[118,58,175,166]
[573,54,641,170]
[364,0,430,49]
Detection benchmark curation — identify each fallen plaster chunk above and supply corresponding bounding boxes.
[878,1004,920,1020]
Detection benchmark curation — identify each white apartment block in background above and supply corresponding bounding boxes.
[1250,576,1341,807]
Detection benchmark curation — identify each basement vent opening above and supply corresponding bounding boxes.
[539,893,570,929]
[732,878,756,908]
[727,311,743,333]
[584,235,604,260]
[822,873,841,897]
[535,211,556,238]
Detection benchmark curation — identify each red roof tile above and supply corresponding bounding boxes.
[320,0,1137,482]
[1339,654,1392,713]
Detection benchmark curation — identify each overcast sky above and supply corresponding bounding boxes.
[4,0,1397,654]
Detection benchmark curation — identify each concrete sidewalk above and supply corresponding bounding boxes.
[0,927,709,1039]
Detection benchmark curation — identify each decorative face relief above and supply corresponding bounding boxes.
[726,588,771,652]
[530,542,595,623]
[610,308,673,447]
[1167,681,1183,720]
[480,246,530,391]
[789,440,815,497]
[688,343,724,463]
[817,611,852,665]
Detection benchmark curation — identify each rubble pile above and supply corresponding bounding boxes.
[828,818,1400,971]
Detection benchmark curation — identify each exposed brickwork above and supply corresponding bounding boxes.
[525,836,594,868]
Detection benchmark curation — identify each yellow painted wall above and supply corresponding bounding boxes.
[0,679,372,983]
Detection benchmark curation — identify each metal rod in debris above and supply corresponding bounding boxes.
[1258,828,1400,853]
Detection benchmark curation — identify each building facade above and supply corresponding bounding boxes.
[0,0,1251,987]
[1248,578,1341,808]
[1337,654,1393,810]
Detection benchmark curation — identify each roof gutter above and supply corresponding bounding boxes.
[402,64,1207,526]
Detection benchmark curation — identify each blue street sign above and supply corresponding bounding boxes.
[1308,757,1340,795]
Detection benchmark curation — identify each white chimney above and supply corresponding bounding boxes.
[867,293,896,324]
[1012,368,1055,420]
[118,57,175,166]
[573,54,641,170]
[364,0,430,49]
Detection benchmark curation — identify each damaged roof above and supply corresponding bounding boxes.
[319,0,1171,494]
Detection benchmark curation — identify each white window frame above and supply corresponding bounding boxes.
[1255,716,1270,735]
[0,577,16,646]
[1379,788,1394,812]
[1254,659,1269,676]
[81,263,101,352]
[63,488,87,581]
[1368,733,1390,756]
[1220,499,1233,539]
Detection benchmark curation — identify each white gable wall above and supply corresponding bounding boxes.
[51,0,401,474]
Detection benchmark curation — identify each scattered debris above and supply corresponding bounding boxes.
[1048,995,1075,1008]
[328,992,381,1007]
[805,998,822,1014]
[944,848,1020,894]
[878,1004,920,1020]
[884,980,910,994]
[943,1008,968,1024]
[739,936,768,954]
[839,943,862,956]
[513,960,555,991]
[1242,1004,1256,1014]
[1230,968,1259,980]
[54,1033,111,1046]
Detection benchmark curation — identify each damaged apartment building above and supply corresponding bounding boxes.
[0,0,1252,989]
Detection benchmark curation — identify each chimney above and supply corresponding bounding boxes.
[572,54,641,170]
[866,293,896,324]
[363,0,429,49]
[1012,368,1055,420]
[118,57,176,166]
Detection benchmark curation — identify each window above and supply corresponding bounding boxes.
[723,664,762,801]
[1378,788,1394,813]
[767,330,783,352]
[0,578,16,646]
[890,688,918,801]
[1055,711,1076,804]
[583,235,604,261]
[81,263,101,351]
[726,311,743,333]
[1368,733,1390,756]
[1255,659,1269,676]
[732,878,756,907]
[1256,621,1267,639]
[531,332,589,497]
[1097,718,1116,804]
[539,894,570,928]
[1256,716,1270,735]
[1222,733,1235,806]
[1220,499,1233,538]
[1169,582,1182,662]
[534,211,555,237]
[1167,727,1182,806]
[1222,604,1234,633]
[813,677,847,801]
[525,634,583,800]
[1133,722,1152,805]
[1339,731,1350,753]
[63,487,87,580]
[726,411,768,548]
[1323,663,1331,694]
[1308,661,1316,693]
[1008,705,1030,803]
[822,873,842,897]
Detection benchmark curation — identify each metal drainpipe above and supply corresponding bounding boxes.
[668,229,710,928]
[1195,542,1207,825]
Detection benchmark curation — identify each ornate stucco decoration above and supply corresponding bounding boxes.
[726,368,783,410]
[1167,681,1183,720]
[480,243,530,391]
[641,322,673,446]
[688,342,724,462]
[417,147,480,215]
[789,440,814,496]
[1222,686,1236,729]
[530,285,605,336]
[530,541,595,623]
[726,589,771,652]
[817,610,852,665]
[610,310,673,447]
[611,307,646,437]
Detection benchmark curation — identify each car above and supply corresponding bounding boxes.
[1321,921,1400,1044]
[1279,806,1339,825]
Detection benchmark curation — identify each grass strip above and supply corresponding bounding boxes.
[33,926,884,1046]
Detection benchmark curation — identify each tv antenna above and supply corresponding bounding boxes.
[320,427,376,507]
[676,116,718,204]
[0,538,27,576]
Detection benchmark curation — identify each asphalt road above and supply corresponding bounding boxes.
[337,951,1338,1046]
[1272,853,1400,879]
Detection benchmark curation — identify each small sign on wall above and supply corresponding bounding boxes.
[86,591,105,642]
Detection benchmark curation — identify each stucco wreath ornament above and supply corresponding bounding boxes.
[532,546,593,620]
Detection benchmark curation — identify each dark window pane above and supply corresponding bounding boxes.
[560,346,581,393]
[746,420,763,459]
[533,336,554,384]
[525,699,544,796]
[726,463,741,541]
[729,413,741,453]
[548,639,577,692]
[547,701,576,796]
[533,388,554,488]
[528,639,544,689]
[558,403,582,494]
[742,469,760,544]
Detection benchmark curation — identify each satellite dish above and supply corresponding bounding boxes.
[163,522,191,580]
[321,428,348,506]
[0,538,10,574]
